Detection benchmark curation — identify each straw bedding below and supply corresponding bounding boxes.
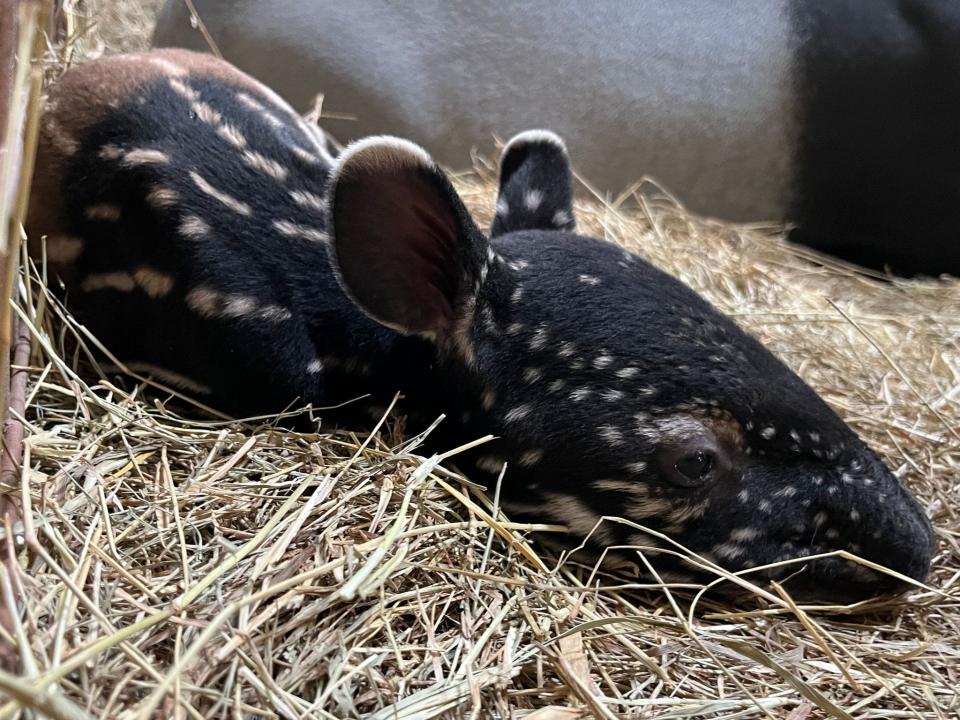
[2,1,958,718]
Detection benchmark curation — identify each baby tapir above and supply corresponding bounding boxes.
[28,49,934,598]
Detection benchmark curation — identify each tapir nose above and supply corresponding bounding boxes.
[810,466,934,592]
[857,481,934,584]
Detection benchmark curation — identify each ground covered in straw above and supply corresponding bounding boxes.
[5,2,960,718]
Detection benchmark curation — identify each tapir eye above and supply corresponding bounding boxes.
[655,425,729,488]
[675,451,713,482]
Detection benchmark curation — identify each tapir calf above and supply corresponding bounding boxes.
[153,0,960,277]
[27,49,935,598]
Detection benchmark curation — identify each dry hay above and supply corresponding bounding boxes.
[1,2,959,718]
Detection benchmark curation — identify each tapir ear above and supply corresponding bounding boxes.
[490,129,576,238]
[329,136,488,337]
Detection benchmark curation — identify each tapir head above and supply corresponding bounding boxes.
[327,131,935,599]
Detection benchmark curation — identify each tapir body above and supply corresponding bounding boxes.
[28,50,935,598]
[153,0,960,277]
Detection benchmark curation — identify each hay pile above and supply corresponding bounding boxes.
[1,2,958,718]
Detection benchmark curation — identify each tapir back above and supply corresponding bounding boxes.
[29,50,417,415]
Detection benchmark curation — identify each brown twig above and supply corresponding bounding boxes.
[0,318,29,673]
[182,0,222,58]
[0,0,49,674]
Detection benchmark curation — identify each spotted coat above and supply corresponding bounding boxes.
[28,50,935,599]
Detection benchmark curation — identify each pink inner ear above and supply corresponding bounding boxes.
[333,164,464,335]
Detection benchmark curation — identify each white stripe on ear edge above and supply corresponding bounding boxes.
[501,129,568,160]
[331,135,436,184]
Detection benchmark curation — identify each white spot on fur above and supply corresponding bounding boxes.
[569,387,592,402]
[729,527,759,542]
[625,461,647,474]
[598,425,623,446]
[480,306,498,334]
[148,57,187,76]
[122,148,170,166]
[133,267,174,297]
[553,209,572,227]
[217,122,248,149]
[557,342,576,358]
[547,379,566,394]
[191,100,222,126]
[180,215,210,239]
[737,489,750,503]
[511,285,524,303]
[476,456,506,473]
[290,145,323,164]
[190,171,252,216]
[529,326,549,350]
[504,405,532,423]
[522,367,542,383]
[601,389,624,402]
[593,354,613,369]
[482,390,496,410]
[616,367,639,379]
[760,426,776,440]
[186,286,291,322]
[578,274,600,285]
[45,235,84,263]
[99,144,123,160]
[81,272,136,293]
[508,259,530,272]
[168,77,200,102]
[45,118,78,156]
[543,492,612,544]
[289,189,325,213]
[258,306,293,321]
[495,197,509,217]
[307,359,324,374]
[242,150,289,182]
[84,203,121,221]
[506,322,525,335]
[273,219,328,242]
[523,189,543,211]
[146,186,178,209]
[519,450,544,467]
[849,509,861,523]
[222,295,256,316]
[236,91,284,128]
[713,543,745,560]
